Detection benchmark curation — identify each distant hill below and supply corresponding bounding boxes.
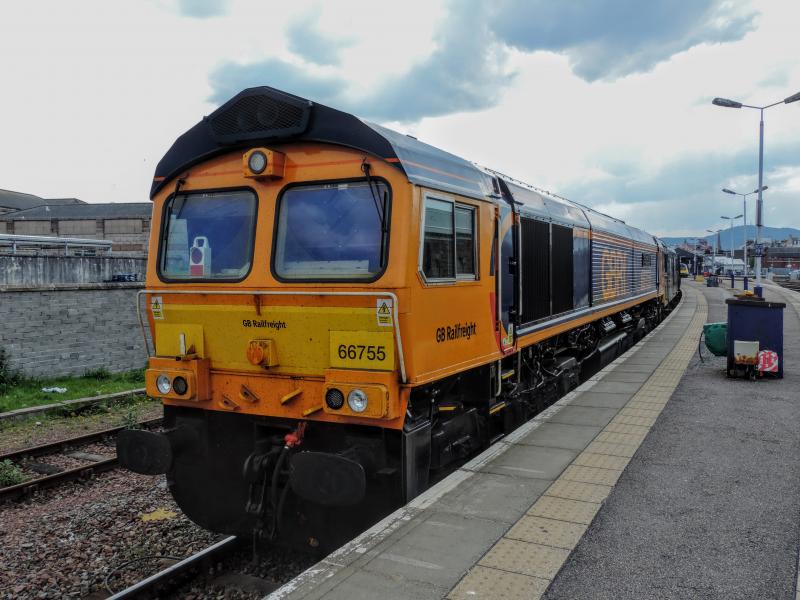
[661,226,800,251]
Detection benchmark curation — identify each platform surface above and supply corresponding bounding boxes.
[267,282,800,600]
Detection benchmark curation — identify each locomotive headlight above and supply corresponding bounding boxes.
[347,389,368,413]
[247,150,267,174]
[156,374,172,394]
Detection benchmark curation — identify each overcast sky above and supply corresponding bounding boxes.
[1,0,798,237]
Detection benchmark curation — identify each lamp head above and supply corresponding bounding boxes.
[722,188,736,195]
[784,91,800,104]
[712,97,743,108]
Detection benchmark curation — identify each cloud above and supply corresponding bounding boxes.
[286,15,353,66]
[757,68,790,89]
[489,0,758,81]
[559,140,800,236]
[209,0,512,121]
[208,58,346,106]
[351,1,512,121]
[177,0,228,18]
[206,0,758,122]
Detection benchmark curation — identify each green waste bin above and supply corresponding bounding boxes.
[703,322,727,356]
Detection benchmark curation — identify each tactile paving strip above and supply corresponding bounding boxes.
[447,286,708,600]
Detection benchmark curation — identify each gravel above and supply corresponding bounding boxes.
[0,469,220,599]
[14,441,115,482]
[0,406,316,599]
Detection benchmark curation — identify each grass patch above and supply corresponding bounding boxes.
[0,368,146,413]
[0,395,162,454]
[0,459,27,486]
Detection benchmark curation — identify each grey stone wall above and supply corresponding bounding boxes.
[0,283,152,378]
[0,255,147,286]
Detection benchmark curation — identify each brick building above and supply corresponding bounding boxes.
[762,246,800,270]
[0,188,84,215]
[1,201,152,253]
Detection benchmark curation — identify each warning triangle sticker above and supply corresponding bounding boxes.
[376,299,393,326]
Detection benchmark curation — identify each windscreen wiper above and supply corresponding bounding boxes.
[361,160,389,265]
[361,160,385,225]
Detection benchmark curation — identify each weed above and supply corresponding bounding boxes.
[0,347,22,395]
[120,402,141,429]
[83,368,112,380]
[120,368,146,383]
[0,459,26,487]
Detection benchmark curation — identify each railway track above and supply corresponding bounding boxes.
[104,535,302,599]
[105,536,242,599]
[0,417,162,502]
[775,279,800,293]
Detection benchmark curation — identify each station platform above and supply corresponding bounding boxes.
[268,281,800,600]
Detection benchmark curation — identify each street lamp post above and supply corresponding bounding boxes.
[722,185,768,289]
[712,90,800,295]
[721,214,743,279]
[707,228,722,274]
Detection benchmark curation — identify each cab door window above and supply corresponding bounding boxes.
[421,196,477,281]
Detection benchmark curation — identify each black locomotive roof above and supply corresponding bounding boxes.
[151,87,403,199]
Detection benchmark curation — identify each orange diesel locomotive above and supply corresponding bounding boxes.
[118,87,681,548]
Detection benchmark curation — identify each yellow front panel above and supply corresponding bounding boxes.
[329,331,394,371]
[154,302,395,376]
[153,323,205,357]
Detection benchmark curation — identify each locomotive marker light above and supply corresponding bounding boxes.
[156,374,172,394]
[172,376,189,396]
[347,389,368,413]
[712,89,800,295]
[325,388,345,410]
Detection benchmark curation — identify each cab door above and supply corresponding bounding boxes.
[496,181,519,353]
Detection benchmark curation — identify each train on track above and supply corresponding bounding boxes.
[118,86,681,550]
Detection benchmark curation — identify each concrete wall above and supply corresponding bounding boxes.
[0,283,151,378]
[0,255,147,286]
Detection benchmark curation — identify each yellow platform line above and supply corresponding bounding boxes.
[448,285,708,600]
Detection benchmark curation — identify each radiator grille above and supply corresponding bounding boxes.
[552,224,574,314]
[520,217,550,323]
[207,90,310,143]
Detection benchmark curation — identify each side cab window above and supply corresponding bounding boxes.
[420,194,478,282]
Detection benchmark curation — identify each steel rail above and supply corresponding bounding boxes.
[106,536,240,599]
[776,280,800,293]
[0,417,162,502]
[0,417,162,464]
[0,457,119,502]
